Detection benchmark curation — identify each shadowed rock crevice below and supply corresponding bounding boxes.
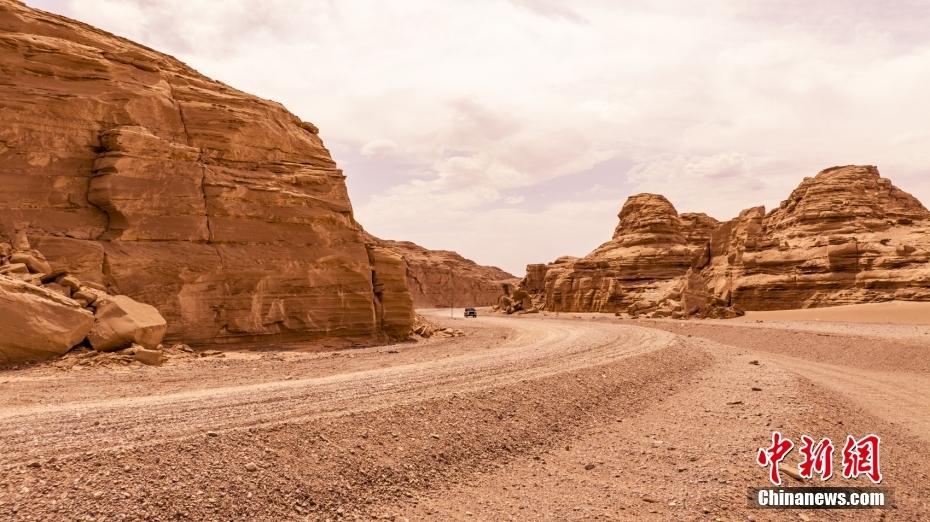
[166,74,216,245]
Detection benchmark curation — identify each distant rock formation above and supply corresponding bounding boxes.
[512,165,930,317]
[367,236,517,308]
[715,165,930,309]
[0,1,413,345]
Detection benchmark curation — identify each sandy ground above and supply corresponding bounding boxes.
[736,301,930,325]
[1,306,929,520]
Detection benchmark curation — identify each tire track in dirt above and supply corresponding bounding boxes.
[1,314,713,521]
[763,355,930,444]
[0,313,677,466]
[635,321,930,446]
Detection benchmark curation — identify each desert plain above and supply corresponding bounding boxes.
[2,302,929,521]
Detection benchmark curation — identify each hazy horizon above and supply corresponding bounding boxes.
[27,0,930,276]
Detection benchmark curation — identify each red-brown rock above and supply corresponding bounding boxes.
[367,236,516,308]
[0,273,94,363]
[720,165,930,309]
[0,1,413,344]
[524,194,722,315]
[518,165,930,317]
[87,294,168,351]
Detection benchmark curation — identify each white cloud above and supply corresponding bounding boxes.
[626,153,770,220]
[360,139,398,157]
[26,0,930,274]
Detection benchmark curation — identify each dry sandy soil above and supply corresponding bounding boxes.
[1,306,929,521]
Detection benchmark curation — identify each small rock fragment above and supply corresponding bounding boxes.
[779,464,805,482]
[57,275,82,290]
[0,263,28,275]
[10,252,51,274]
[133,345,164,366]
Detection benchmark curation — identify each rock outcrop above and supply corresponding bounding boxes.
[367,236,517,308]
[514,165,930,317]
[365,244,415,339]
[509,194,733,317]
[718,165,930,309]
[0,1,413,345]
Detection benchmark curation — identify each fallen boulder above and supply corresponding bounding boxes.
[0,274,95,364]
[0,263,28,275]
[9,251,51,275]
[87,295,168,351]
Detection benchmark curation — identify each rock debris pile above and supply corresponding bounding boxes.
[1,228,167,364]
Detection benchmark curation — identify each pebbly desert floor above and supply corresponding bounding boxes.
[1,305,929,521]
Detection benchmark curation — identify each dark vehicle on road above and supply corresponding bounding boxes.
[464,307,477,318]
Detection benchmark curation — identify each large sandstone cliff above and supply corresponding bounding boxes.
[367,236,517,308]
[513,165,930,317]
[0,0,413,344]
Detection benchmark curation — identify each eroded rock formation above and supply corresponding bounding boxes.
[0,0,413,345]
[718,165,930,309]
[514,165,930,317]
[368,236,517,308]
[507,194,732,317]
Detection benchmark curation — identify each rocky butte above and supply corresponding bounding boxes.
[0,0,507,363]
[506,165,930,318]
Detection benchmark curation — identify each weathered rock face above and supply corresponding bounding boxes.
[0,1,413,343]
[516,165,930,317]
[720,165,930,309]
[524,194,724,316]
[368,237,517,308]
[365,244,415,339]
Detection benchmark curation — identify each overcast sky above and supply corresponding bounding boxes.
[27,0,930,275]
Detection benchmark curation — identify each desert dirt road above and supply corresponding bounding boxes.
[1,310,929,521]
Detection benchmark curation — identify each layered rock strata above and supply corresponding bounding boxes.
[715,165,930,309]
[368,236,517,308]
[0,0,413,344]
[513,166,930,317]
